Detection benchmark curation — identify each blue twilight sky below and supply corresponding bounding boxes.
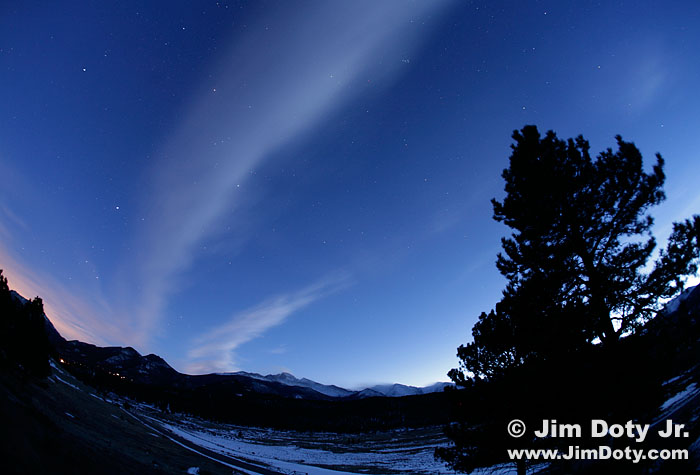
[1,1,699,388]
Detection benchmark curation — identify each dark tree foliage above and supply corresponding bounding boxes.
[438,126,700,474]
[492,126,699,348]
[455,126,700,380]
[0,269,51,377]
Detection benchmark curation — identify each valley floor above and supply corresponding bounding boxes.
[0,361,232,474]
[131,401,456,475]
[8,357,699,474]
[3,359,458,474]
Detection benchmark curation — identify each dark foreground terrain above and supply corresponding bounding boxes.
[2,269,700,474]
[1,360,454,474]
[0,362,244,474]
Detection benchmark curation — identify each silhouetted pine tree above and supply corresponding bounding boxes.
[0,269,51,377]
[438,126,700,474]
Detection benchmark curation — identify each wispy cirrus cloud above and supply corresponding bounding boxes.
[1,1,452,356]
[118,0,451,345]
[185,273,350,374]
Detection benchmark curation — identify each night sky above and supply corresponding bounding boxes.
[2,1,700,388]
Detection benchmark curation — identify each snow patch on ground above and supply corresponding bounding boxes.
[163,424,361,475]
[52,374,83,392]
[154,417,454,475]
[661,382,699,412]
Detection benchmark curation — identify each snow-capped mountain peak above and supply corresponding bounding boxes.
[232,371,452,398]
[233,371,355,398]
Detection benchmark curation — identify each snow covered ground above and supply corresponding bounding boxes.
[660,382,698,413]
[121,366,700,475]
[138,407,456,474]
[658,371,700,419]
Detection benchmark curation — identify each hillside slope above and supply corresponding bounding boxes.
[0,361,240,474]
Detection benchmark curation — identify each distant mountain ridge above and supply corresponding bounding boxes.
[53,336,453,400]
[232,371,357,398]
[203,285,699,398]
[4,276,700,434]
[54,283,693,400]
[7,288,452,400]
[368,382,454,397]
[232,371,453,398]
[13,285,698,402]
